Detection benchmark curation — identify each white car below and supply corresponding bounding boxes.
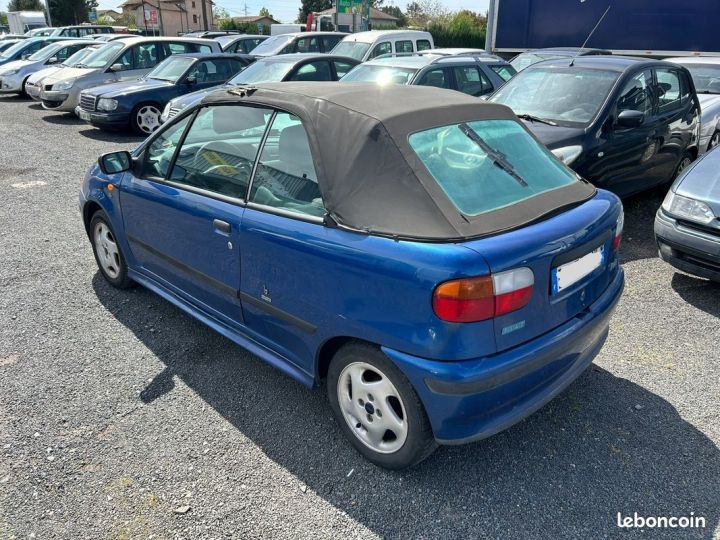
[39,36,220,112]
[667,56,720,152]
[24,42,103,100]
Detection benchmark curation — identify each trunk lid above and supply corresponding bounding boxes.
[461,190,622,353]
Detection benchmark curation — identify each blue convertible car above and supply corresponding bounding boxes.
[76,53,253,134]
[81,83,624,468]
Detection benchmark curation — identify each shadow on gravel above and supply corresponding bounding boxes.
[93,273,720,539]
[40,112,84,125]
[619,186,666,265]
[77,128,144,144]
[671,273,720,318]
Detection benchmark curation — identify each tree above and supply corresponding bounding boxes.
[213,6,230,19]
[7,0,44,11]
[380,5,406,27]
[297,0,330,24]
[48,0,98,25]
[259,6,272,18]
[0,12,8,25]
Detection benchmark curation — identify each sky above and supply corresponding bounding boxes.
[1,0,490,25]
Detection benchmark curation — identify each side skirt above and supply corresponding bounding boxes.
[127,268,316,389]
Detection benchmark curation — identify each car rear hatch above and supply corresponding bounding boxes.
[460,190,622,353]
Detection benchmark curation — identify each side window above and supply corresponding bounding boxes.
[249,113,324,218]
[617,70,653,116]
[187,59,235,83]
[679,70,692,105]
[170,105,273,199]
[295,36,319,53]
[196,44,213,53]
[25,41,46,55]
[333,60,355,79]
[55,45,75,62]
[143,115,192,178]
[416,39,432,51]
[320,35,342,52]
[417,68,451,89]
[453,66,493,96]
[166,42,190,54]
[655,68,682,113]
[490,64,516,82]
[369,41,391,59]
[134,43,160,69]
[115,47,134,70]
[288,61,332,82]
[395,40,413,53]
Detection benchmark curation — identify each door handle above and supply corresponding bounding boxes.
[213,219,231,234]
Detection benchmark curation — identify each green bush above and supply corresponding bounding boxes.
[428,11,486,48]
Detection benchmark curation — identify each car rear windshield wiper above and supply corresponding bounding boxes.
[516,113,557,126]
[458,122,529,188]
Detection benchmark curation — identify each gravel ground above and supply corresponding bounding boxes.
[0,95,718,540]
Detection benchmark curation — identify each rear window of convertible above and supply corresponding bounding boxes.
[408,120,578,216]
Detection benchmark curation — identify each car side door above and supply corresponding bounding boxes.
[451,65,495,96]
[112,42,162,82]
[119,104,273,328]
[586,68,662,195]
[651,66,699,183]
[415,67,452,90]
[239,111,327,373]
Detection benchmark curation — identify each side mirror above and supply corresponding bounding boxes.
[47,56,58,64]
[616,110,645,128]
[109,63,123,72]
[185,75,197,85]
[98,151,132,175]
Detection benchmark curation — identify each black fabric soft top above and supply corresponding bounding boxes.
[200,82,596,241]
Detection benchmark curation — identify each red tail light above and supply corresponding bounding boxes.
[433,268,534,323]
[613,210,624,251]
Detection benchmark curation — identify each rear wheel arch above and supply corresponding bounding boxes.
[316,336,382,382]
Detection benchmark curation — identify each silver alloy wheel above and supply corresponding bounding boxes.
[710,131,720,150]
[336,361,408,454]
[677,156,692,176]
[136,105,161,134]
[93,221,121,279]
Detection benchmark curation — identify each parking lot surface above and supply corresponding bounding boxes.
[0,96,718,539]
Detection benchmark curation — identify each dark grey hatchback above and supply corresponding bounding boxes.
[490,56,701,197]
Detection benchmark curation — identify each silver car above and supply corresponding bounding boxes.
[39,36,220,112]
[667,57,720,153]
[24,43,104,100]
[0,39,93,95]
[655,146,720,282]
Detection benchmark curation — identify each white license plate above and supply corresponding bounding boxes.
[77,109,91,121]
[552,246,604,294]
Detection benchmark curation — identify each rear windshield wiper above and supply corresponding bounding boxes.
[516,113,557,126]
[458,123,529,187]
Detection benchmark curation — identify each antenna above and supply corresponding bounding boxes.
[570,3,611,67]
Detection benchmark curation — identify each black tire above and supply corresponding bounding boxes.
[19,76,30,98]
[708,130,720,152]
[327,342,437,469]
[89,210,134,289]
[673,151,694,180]
[130,102,162,136]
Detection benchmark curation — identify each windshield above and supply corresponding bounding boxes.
[490,67,619,127]
[682,64,720,94]
[147,56,194,82]
[79,42,123,68]
[63,46,98,66]
[228,59,295,84]
[248,34,293,55]
[409,120,578,216]
[340,64,417,84]
[28,43,60,61]
[0,39,32,59]
[331,41,371,61]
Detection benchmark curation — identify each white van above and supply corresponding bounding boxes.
[331,30,434,62]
